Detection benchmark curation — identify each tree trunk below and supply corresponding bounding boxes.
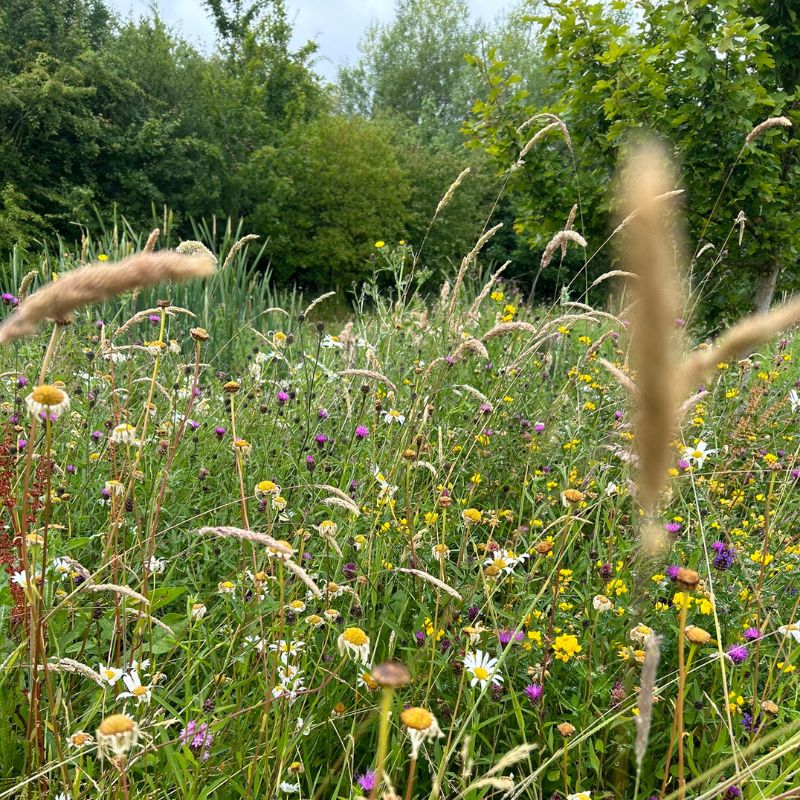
[753,260,781,314]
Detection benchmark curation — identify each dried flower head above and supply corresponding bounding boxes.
[400,706,444,758]
[96,713,139,760]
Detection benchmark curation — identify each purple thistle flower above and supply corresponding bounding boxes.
[91,430,104,442]
[467,605,479,622]
[678,459,690,471]
[743,627,762,641]
[343,562,357,580]
[415,630,425,646]
[498,629,524,646]
[665,522,682,534]
[214,426,226,438]
[666,565,680,580]
[355,424,369,440]
[712,541,735,571]
[357,770,376,792]
[479,402,492,414]
[16,376,28,388]
[728,644,748,664]
[66,464,76,474]
[318,408,329,419]
[305,454,315,471]
[188,420,200,431]
[276,390,289,405]
[445,355,456,366]
[315,433,329,447]
[17,439,27,450]
[9,414,18,424]
[724,787,742,800]
[534,421,545,433]
[524,683,543,704]
[614,409,623,420]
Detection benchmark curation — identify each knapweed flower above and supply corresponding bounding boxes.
[381,408,405,425]
[276,390,290,404]
[110,423,137,444]
[727,644,748,665]
[357,769,376,792]
[25,384,70,419]
[355,424,369,439]
[338,627,371,665]
[711,540,735,570]
[463,649,503,688]
[524,683,543,704]
[681,441,715,468]
[96,713,139,760]
[180,720,213,761]
[743,627,762,641]
[553,634,582,662]
[399,707,444,758]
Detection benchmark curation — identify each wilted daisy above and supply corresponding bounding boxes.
[567,793,592,800]
[431,543,450,561]
[145,556,166,574]
[217,580,236,596]
[96,713,139,760]
[463,649,503,688]
[592,594,613,612]
[110,423,138,444]
[255,479,281,499]
[381,408,405,425]
[629,623,655,644]
[338,627,371,665]
[25,384,70,420]
[233,438,252,458]
[68,730,94,749]
[191,602,207,620]
[400,707,444,758]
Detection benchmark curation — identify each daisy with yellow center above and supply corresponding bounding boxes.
[338,626,371,665]
[98,663,124,686]
[255,480,281,498]
[463,649,503,688]
[399,706,444,758]
[118,669,152,705]
[233,438,252,458]
[68,730,94,748]
[96,713,139,759]
[25,384,70,419]
[381,408,405,425]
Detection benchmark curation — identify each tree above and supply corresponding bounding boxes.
[464,0,799,318]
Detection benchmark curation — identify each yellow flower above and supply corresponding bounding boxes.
[97,253,109,262]
[553,634,582,662]
[374,240,385,248]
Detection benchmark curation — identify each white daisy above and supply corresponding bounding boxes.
[778,622,800,643]
[25,384,70,420]
[381,408,405,425]
[463,649,503,688]
[118,669,152,705]
[681,441,716,468]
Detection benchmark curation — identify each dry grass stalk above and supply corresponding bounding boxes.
[303,291,336,318]
[0,252,215,344]
[450,337,490,363]
[453,384,489,404]
[482,743,537,778]
[82,583,150,606]
[17,270,38,299]
[143,228,160,253]
[598,357,638,396]
[621,140,684,519]
[745,115,792,144]
[434,167,471,220]
[395,568,463,600]
[199,525,292,553]
[611,189,684,237]
[124,608,175,635]
[635,633,662,770]
[516,112,572,150]
[337,369,397,393]
[448,223,503,318]
[540,230,588,270]
[481,321,539,341]
[467,261,510,321]
[282,559,323,598]
[590,269,637,289]
[222,234,260,271]
[176,240,217,263]
[313,484,355,504]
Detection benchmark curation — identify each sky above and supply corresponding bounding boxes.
[105,0,512,81]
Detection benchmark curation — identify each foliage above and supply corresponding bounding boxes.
[463,0,800,318]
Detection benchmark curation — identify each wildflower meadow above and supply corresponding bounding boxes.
[1,135,800,800]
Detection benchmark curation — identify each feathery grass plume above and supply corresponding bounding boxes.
[434,167,471,220]
[17,270,38,299]
[124,608,175,635]
[114,306,195,337]
[143,228,160,253]
[540,230,588,270]
[745,115,792,144]
[513,121,561,170]
[590,269,638,289]
[598,357,639,396]
[481,321,539,341]
[395,568,463,600]
[611,189,684,237]
[516,112,572,151]
[734,211,747,246]
[467,261,510,322]
[620,140,685,524]
[321,496,360,516]
[302,291,336,318]
[81,583,150,606]
[0,252,215,344]
[681,294,800,392]
[337,369,397,393]
[449,337,490,363]
[312,484,356,504]
[635,633,662,771]
[222,233,260,271]
[33,658,104,686]
[176,240,217,263]
[481,744,537,779]
[453,384,489,404]
[448,223,503,319]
